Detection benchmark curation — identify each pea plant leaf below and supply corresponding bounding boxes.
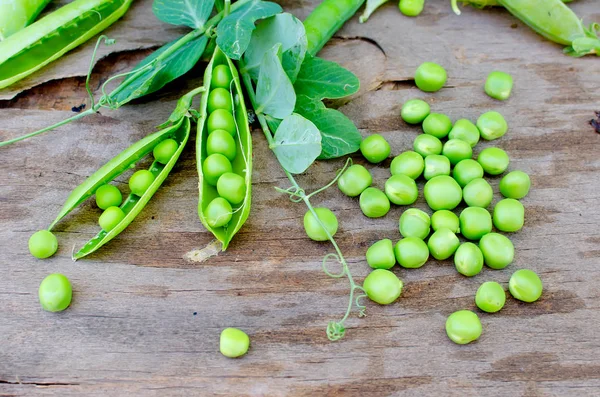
[242,13,307,83]
[216,0,282,60]
[294,55,360,100]
[271,113,322,174]
[152,0,215,29]
[255,44,296,119]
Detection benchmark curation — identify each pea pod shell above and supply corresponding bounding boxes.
[0,0,52,40]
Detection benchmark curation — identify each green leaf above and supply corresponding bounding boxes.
[270,113,322,174]
[242,13,307,82]
[216,0,282,60]
[294,55,360,100]
[359,0,389,23]
[255,44,296,118]
[152,0,215,29]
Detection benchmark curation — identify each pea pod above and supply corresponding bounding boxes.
[0,0,133,89]
[0,0,52,40]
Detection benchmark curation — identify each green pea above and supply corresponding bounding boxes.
[414,62,447,92]
[153,138,178,165]
[390,151,424,179]
[448,119,480,148]
[28,230,58,259]
[413,134,443,158]
[207,129,237,161]
[216,172,246,205]
[459,207,492,240]
[338,164,372,197]
[303,207,338,241]
[477,147,509,175]
[424,154,450,180]
[401,99,430,124]
[220,327,250,358]
[211,64,233,89]
[384,174,418,205]
[206,197,233,228]
[493,198,524,232]
[399,208,430,239]
[509,269,543,303]
[427,228,460,260]
[203,153,233,186]
[423,175,462,211]
[360,134,391,163]
[452,159,484,188]
[499,170,531,199]
[207,87,233,114]
[38,273,72,312]
[431,210,460,233]
[207,108,236,136]
[360,187,390,218]
[399,0,424,16]
[363,269,403,305]
[477,111,508,141]
[443,139,472,165]
[479,232,514,269]
[476,281,506,313]
[95,184,122,210]
[422,113,452,139]
[366,239,396,270]
[394,237,429,268]
[462,178,493,208]
[99,206,125,232]
[485,71,513,101]
[445,310,482,345]
[454,242,484,277]
[129,169,155,196]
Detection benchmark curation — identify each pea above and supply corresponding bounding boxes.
[207,130,237,161]
[423,175,462,211]
[475,281,506,313]
[477,147,509,175]
[366,239,396,270]
[216,172,246,205]
[129,169,155,196]
[401,99,430,124]
[359,187,390,218]
[485,71,513,101]
[338,164,372,197]
[303,207,338,241]
[153,138,178,164]
[99,206,125,232]
[203,153,233,186]
[422,113,452,139]
[414,62,447,92]
[399,0,424,16]
[384,174,418,205]
[443,139,472,165]
[499,170,531,199]
[424,154,450,180]
[390,151,424,179]
[207,87,233,114]
[360,134,391,163]
[95,184,122,210]
[427,228,460,260]
[394,237,429,268]
[206,197,233,228]
[509,269,543,303]
[28,230,58,259]
[431,210,459,233]
[448,119,480,148]
[38,273,72,312]
[445,310,482,345]
[454,242,484,277]
[363,269,403,305]
[477,111,508,141]
[211,64,233,89]
[220,327,250,358]
[479,232,514,269]
[462,178,493,208]
[207,108,236,136]
[399,208,430,239]
[452,159,484,188]
[493,198,524,232]
[413,134,443,158]
[459,207,492,240]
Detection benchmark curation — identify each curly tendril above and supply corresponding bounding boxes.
[322,253,346,278]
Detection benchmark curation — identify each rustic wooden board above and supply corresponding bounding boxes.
[1,0,600,395]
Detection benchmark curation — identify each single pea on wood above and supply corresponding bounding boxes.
[360,134,391,163]
[220,327,250,358]
[390,151,424,179]
[304,207,338,241]
[395,237,429,268]
[363,269,403,305]
[446,310,482,345]
[414,62,447,92]
[366,239,396,269]
[485,71,513,100]
[38,273,72,312]
[28,230,58,259]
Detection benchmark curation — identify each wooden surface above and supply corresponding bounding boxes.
[1,1,600,395]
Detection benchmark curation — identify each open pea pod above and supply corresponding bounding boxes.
[197,47,252,250]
